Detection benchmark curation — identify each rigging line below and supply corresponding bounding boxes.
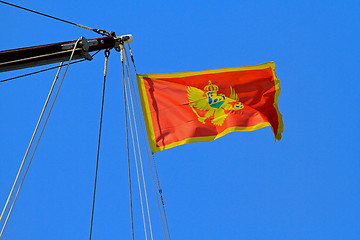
[0,50,101,83]
[122,46,149,240]
[0,1,109,36]
[0,49,81,66]
[0,59,82,83]
[0,63,64,238]
[122,47,135,240]
[124,49,154,240]
[124,45,171,240]
[127,43,137,73]
[0,50,68,226]
[0,38,81,238]
[88,49,110,240]
[124,47,169,240]
[153,154,172,240]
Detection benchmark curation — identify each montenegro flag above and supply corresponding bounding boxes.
[137,62,283,153]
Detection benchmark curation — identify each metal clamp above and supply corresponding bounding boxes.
[104,49,110,57]
[61,36,92,61]
[114,34,133,52]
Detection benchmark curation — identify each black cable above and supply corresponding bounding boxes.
[0,60,83,83]
[89,50,109,240]
[0,50,101,83]
[0,1,109,36]
[127,43,137,73]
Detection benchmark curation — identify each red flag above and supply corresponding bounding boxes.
[137,62,283,153]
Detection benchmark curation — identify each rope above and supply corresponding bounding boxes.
[0,1,110,36]
[0,42,76,226]
[153,155,172,240]
[126,45,170,240]
[121,46,149,240]
[88,49,110,240]
[0,38,81,238]
[124,49,154,240]
[127,43,137,73]
[0,62,62,237]
[122,47,135,240]
[0,50,101,83]
[0,63,64,238]
[125,44,172,240]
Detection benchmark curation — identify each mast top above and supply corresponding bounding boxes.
[0,34,134,73]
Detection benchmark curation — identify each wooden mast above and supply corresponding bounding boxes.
[0,34,133,72]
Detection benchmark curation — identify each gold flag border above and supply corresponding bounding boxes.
[137,62,284,153]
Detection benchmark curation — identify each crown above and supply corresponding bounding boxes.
[204,80,219,92]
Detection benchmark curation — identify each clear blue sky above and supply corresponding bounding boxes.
[0,0,359,239]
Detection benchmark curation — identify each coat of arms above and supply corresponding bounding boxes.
[187,81,244,126]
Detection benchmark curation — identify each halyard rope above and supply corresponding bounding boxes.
[126,44,172,240]
[122,46,149,240]
[124,48,155,240]
[122,46,135,240]
[124,47,168,240]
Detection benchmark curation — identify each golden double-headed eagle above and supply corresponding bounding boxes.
[187,80,244,126]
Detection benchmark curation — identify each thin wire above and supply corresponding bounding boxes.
[0,50,101,83]
[0,38,81,238]
[126,44,172,240]
[0,0,109,36]
[122,46,149,240]
[124,48,154,240]
[122,47,135,240]
[88,49,110,240]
